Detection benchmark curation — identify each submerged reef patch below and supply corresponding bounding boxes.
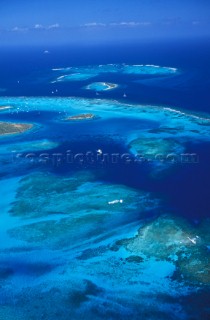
[117,215,210,285]
[0,139,59,155]
[8,171,159,248]
[129,137,184,159]
[53,73,96,82]
[51,64,178,83]
[128,137,185,176]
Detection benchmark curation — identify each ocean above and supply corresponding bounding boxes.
[0,38,210,319]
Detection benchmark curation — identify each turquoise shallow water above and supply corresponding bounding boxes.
[0,57,210,319]
[51,64,177,83]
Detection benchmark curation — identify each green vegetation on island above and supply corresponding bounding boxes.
[0,122,33,136]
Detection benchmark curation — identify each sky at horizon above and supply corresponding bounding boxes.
[0,0,210,46]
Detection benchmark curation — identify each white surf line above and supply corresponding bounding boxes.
[163,107,210,121]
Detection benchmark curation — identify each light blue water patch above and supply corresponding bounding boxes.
[52,64,120,75]
[53,73,97,82]
[51,64,178,83]
[122,64,177,75]
[52,64,177,76]
[0,177,24,249]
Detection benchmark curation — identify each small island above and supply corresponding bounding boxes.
[0,121,33,136]
[86,82,118,92]
[66,113,96,121]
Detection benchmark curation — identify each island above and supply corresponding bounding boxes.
[65,113,96,121]
[86,82,118,92]
[0,121,33,136]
